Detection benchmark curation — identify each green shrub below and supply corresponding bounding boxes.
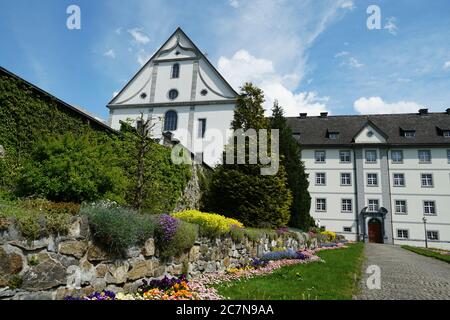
[115,126,192,214]
[16,132,128,203]
[229,225,245,242]
[172,210,244,238]
[0,200,74,239]
[244,228,278,242]
[158,221,198,259]
[81,204,155,253]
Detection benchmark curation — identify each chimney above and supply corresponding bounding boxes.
[320,112,328,118]
[299,113,307,118]
[419,108,428,115]
[446,108,450,115]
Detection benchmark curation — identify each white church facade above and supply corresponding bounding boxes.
[108,28,238,167]
[108,28,450,250]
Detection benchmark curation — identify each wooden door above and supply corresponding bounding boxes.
[368,219,383,243]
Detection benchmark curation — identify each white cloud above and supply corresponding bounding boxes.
[128,28,150,44]
[343,57,364,69]
[103,49,116,59]
[354,97,422,114]
[444,61,450,70]
[384,17,398,36]
[216,0,353,89]
[229,0,239,8]
[218,50,328,116]
[334,51,349,58]
[115,27,122,35]
[137,49,151,66]
[340,1,355,11]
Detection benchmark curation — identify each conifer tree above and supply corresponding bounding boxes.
[207,83,292,228]
[270,101,314,230]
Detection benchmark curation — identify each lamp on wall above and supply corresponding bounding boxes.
[422,216,428,248]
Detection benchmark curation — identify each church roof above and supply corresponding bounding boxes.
[286,111,450,147]
[0,66,114,132]
[108,27,238,107]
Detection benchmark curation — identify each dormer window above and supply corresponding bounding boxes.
[403,130,416,138]
[171,63,180,78]
[328,132,339,140]
[327,130,339,140]
[443,131,450,138]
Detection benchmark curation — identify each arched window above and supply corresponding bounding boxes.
[164,110,178,131]
[171,63,180,78]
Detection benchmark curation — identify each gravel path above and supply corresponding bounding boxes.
[356,243,450,300]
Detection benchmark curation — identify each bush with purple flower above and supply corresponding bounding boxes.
[138,275,187,293]
[251,258,269,269]
[157,214,179,243]
[64,290,116,300]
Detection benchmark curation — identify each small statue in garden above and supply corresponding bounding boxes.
[0,145,5,158]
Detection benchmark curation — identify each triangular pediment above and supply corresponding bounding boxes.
[353,121,387,143]
[109,28,237,106]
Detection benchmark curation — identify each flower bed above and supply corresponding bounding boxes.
[63,244,347,301]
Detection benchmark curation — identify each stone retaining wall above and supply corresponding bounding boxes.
[0,216,317,300]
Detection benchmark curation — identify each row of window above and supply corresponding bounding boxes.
[327,227,440,241]
[158,111,206,138]
[314,172,436,188]
[314,150,450,164]
[315,198,437,215]
[321,128,450,140]
[397,229,440,241]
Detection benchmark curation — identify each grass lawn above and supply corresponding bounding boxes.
[402,245,450,264]
[215,242,365,300]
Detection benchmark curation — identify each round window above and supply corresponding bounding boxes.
[140,92,147,99]
[168,89,179,100]
[200,89,208,96]
[367,131,374,137]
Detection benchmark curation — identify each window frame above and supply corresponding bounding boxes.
[427,230,439,241]
[368,199,380,212]
[197,118,207,138]
[340,172,352,186]
[393,173,405,187]
[339,150,352,163]
[314,150,326,163]
[423,200,436,216]
[341,199,353,213]
[418,150,432,164]
[168,89,179,100]
[171,63,180,79]
[404,131,416,138]
[315,198,327,212]
[315,172,326,186]
[163,110,178,131]
[365,150,378,164]
[397,229,409,239]
[391,150,404,164]
[367,173,379,187]
[394,200,407,215]
[421,173,434,188]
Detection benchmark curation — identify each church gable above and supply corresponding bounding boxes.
[108,28,237,107]
[353,122,387,144]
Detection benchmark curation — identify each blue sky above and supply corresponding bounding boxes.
[1,0,449,120]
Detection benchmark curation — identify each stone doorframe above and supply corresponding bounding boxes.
[359,207,388,243]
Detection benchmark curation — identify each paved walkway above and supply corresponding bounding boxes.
[357,244,450,300]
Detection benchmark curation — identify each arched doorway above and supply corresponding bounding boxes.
[368,218,383,243]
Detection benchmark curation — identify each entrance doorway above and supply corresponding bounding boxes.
[368,218,383,243]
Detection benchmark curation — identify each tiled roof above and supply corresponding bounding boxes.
[286,111,450,146]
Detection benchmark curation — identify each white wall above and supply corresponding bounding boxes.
[302,146,450,249]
